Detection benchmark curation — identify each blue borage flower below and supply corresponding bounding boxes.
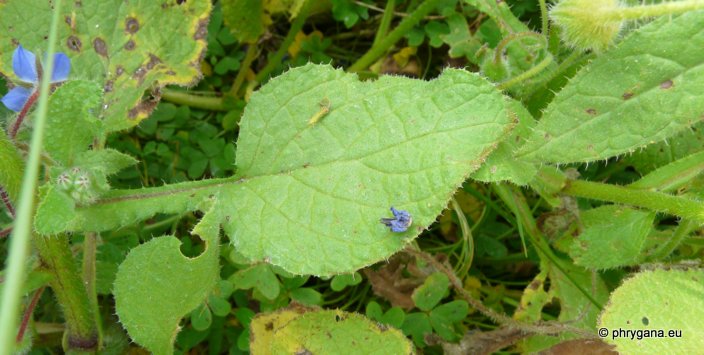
[1,44,71,112]
[380,207,412,233]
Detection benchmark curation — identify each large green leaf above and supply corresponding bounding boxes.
[250,306,413,354]
[0,0,211,132]
[518,10,704,163]
[113,200,221,355]
[223,64,511,275]
[37,64,512,276]
[599,268,704,354]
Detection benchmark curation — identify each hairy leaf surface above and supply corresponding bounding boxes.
[518,11,704,163]
[224,64,511,275]
[113,201,221,354]
[624,121,704,175]
[44,80,102,166]
[599,268,704,353]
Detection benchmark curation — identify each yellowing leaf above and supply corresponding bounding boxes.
[251,306,413,354]
[0,0,212,132]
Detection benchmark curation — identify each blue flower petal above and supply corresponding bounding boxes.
[1,86,32,112]
[12,45,38,83]
[380,207,413,233]
[389,220,409,233]
[51,53,71,82]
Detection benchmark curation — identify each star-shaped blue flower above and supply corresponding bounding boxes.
[380,207,413,233]
[1,45,71,112]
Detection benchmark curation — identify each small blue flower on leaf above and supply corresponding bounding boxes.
[1,45,71,112]
[380,207,413,233]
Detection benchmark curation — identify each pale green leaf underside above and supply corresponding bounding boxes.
[599,269,704,353]
[113,201,221,355]
[0,0,211,132]
[37,64,511,276]
[518,10,704,163]
[227,64,511,275]
[570,206,654,270]
[251,308,413,354]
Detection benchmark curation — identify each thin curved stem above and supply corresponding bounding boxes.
[161,89,227,111]
[0,187,15,218]
[538,0,549,35]
[649,219,700,261]
[450,197,474,278]
[493,32,545,64]
[229,44,259,98]
[16,286,45,343]
[493,184,603,310]
[9,91,39,140]
[0,0,64,351]
[372,0,396,47]
[497,55,553,91]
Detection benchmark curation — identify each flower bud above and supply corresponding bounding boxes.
[57,173,71,189]
[550,0,622,52]
[74,174,91,191]
[55,167,99,205]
